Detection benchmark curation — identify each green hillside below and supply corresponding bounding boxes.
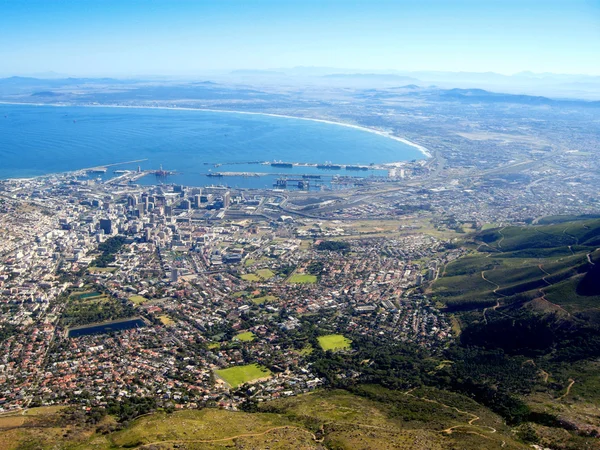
[428,216,600,449]
[0,388,528,450]
[433,217,600,312]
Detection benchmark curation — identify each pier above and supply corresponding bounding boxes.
[268,161,373,171]
[105,165,179,185]
[83,158,148,173]
[204,172,341,178]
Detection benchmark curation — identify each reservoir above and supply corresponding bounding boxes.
[67,317,146,338]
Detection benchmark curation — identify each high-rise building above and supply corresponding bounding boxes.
[223,191,231,209]
[99,218,112,235]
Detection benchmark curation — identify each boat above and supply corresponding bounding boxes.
[317,164,341,170]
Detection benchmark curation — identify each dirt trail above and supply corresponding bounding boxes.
[402,389,496,436]
[481,271,502,293]
[536,264,570,316]
[482,300,500,325]
[538,264,552,282]
[141,425,320,447]
[476,228,508,324]
[563,227,579,245]
[497,227,506,250]
[481,265,511,324]
[139,418,409,448]
[536,287,570,316]
[558,379,576,401]
[522,359,550,383]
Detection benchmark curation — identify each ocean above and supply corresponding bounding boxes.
[0,104,424,189]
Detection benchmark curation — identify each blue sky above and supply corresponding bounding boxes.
[0,0,599,76]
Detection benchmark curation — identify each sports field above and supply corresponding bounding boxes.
[241,273,261,281]
[288,274,317,284]
[256,268,275,279]
[318,334,352,351]
[242,268,276,282]
[216,363,271,388]
[252,295,277,304]
[236,331,256,342]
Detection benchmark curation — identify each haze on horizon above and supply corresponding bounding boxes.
[0,0,599,78]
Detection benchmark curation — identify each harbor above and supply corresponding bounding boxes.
[75,158,416,190]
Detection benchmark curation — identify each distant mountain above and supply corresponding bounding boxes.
[30,91,62,97]
[276,66,361,76]
[324,73,419,82]
[430,87,600,107]
[230,70,286,76]
[0,76,144,86]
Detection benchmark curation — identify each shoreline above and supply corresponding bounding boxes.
[0,101,432,159]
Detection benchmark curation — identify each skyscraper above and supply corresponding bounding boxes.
[99,218,112,235]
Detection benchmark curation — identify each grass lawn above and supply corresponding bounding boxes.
[215,363,271,388]
[252,295,277,304]
[241,273,261,282]
[244,258,255,267]
[242,269,275,282]
[235,331,256,342]
[129,295,147,305]
[481,223,498,230]
[158,315,175,326]
[23,406,65,416]
[288,273,317,284]
[318,334,352,351]
[256,268,275,279]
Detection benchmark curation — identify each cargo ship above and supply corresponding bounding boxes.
[87,167,107,174]
[345,165,369,171]
[317,164,341,170]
